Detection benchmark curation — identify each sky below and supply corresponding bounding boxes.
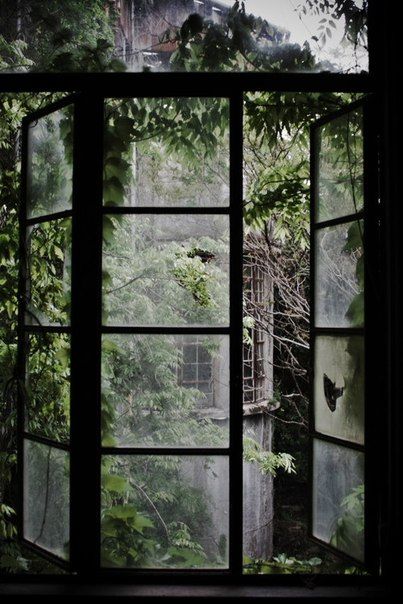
[217,0,367,70]
[218,0,345,46]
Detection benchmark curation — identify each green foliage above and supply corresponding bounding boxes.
[0,1,369,575]
[169,2,316,73]
[0,1,123,73]
[172,251,214,308]
[0,503,16,539]
[100,456,226,569]
[330,484,364,561]
[243,553,322,574]
[243,437,296,477]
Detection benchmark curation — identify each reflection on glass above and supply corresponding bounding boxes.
[102,214,229,326]
[314,335,364,445]
[101,455,229,569]
[316,108,363,223]
[101,334,229,447]
[27,107,73,218]
[312,439,364,562]
[26,333,70,443]
[26,218,71,326]
[315,221,364,328]
[23,440,70,560]
[104,98,229,207]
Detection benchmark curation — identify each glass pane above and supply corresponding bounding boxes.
[316,108,363,223]
[23,440,70,560]
[101,334,229,447]
[104,98,229,207]
[314,335,364,445]
[101,455,229,569]
[27,107,73,218]
[102,214,229,326]
[315,220,364,328]
[25,333,70,443]
[312,439,364,562]
[26,218,71,326]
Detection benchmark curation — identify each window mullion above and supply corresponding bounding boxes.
[70,93,104,575]
[229,92,244,575]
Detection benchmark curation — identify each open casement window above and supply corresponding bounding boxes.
[18,96,75,562]
[15,82,383,580]
[309,97,378,569]
[18,91,243,573]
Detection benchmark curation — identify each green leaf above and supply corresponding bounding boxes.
[343,221,363,253]
[103,474,129,493]
[345,291,364,327]
[104,504,138,519]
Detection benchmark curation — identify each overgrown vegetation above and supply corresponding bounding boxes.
[0,0,366,574]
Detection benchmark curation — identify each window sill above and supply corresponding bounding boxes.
[0,581,390,599]
[243,400,281,416]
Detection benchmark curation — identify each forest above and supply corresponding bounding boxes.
[0,0,367,574]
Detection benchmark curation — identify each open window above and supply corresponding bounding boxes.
[18,97,75,562]
[15,87,382,577]
[17,91,243,573]
[309,98,378,568]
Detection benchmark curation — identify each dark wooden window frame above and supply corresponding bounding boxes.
[0,1,398,597]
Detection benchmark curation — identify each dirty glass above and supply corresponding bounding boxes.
[312,439,364,562]
[314,335,364,445]
[101,455,229,569]
[102,214,229,326]
[315,108,363,223]
[23,440,70,560]
[26,218,72,327]
[315,220,364,328]
[104,98,229,207]
[101,334,229,447]
[26,332,70,443]
[27,108,73,219]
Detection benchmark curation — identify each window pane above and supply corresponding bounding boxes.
[101,334,229,448]
[27,107,73,219]
[23,440,70,560]
[102,214,229,326]
[101,455,229,569]
[314,335,364,445]
[312,439,364,562]
[316,108,363,223]
[104,98,229,207]
[26,218,71,326]
[25,333,70,443]
[315,221,364,328]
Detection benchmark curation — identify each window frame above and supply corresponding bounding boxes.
[18,88,244,577]
[308,97,379,571]
[0,0,396,593]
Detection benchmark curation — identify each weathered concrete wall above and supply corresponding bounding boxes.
[182,456,229,561]
[243,413,274,560]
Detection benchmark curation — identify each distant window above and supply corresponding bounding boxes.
[243,262,270,406]
[179,337,214,407]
